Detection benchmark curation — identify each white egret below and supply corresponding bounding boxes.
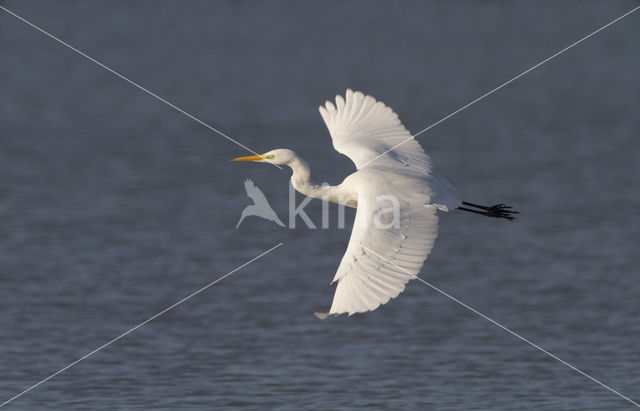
[232,89,516,317]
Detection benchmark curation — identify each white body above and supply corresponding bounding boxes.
[237,89,461,316]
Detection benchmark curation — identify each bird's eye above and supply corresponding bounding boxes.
[264,154,275,159]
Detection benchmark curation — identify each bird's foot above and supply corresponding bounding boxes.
[485,204,518,221]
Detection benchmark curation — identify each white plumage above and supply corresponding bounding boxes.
[316,90,459,315]
[233,89,516,316]
[319,89,432,175]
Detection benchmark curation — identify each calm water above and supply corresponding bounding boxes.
[1,1,639,409]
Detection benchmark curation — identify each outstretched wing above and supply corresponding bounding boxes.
[319,89,431,176]
[244,179,269,204]
[323,194,439,316]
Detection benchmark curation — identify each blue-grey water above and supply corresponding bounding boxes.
[1,1,639,409]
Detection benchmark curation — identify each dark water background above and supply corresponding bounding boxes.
[1,1,639,409]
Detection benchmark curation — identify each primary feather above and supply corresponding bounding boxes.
[319,89,432,176]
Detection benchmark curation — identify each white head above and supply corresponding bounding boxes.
[231,149,298,165]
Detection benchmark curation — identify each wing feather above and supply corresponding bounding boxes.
[319,89,432,176]
[315,90,462,317]
[327,194,439,316]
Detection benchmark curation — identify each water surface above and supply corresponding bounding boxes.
[1,1,639,409]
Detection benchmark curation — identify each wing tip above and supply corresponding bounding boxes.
[314,312,331,320]
[325,100,336,112]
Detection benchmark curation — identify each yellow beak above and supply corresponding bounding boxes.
[230,155,264,162]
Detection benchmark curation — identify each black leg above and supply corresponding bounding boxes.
[462,201,492,210]
[458,207,491,216]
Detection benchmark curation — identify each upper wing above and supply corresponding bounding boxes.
[326,194,439,316]
[319,89,431,176]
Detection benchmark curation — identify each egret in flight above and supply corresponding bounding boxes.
[232,89,516,317]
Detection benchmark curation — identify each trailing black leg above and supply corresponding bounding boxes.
[458,201,518,221]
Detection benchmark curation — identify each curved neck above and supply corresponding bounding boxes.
[289,156,318,196]
[288,156,334,200]
[286,153,356,207]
